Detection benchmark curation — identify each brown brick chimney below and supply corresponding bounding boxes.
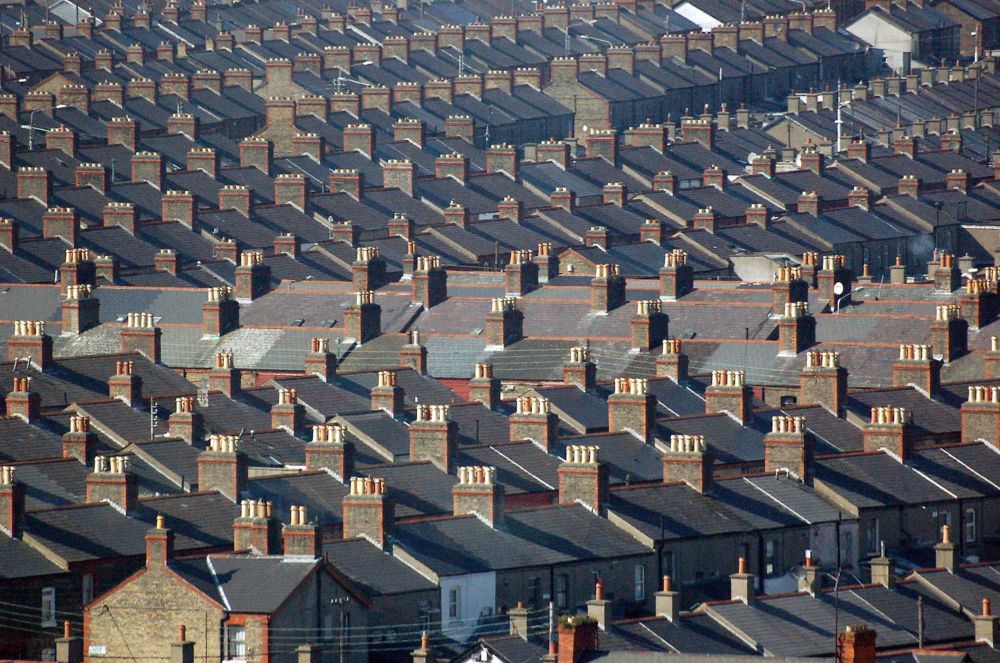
[799,350,846,416]
[345,290,381,343]
[86,456,138,511]
[505,250,539,296]
[305,337,337,382]
[470,363,501,410]
[705,370,751,424]
[608,377,657,442]
[564,346,596,391]
[485,297,524,348]
[198,434,248,502]
[352,246,388,292]
[409,405,457,472]
[453,466,504,526]
[777,302,816,356]
[591,264,626,313]
[961,386,1000,444]
[862,407,912,458]
[659,250,694,300]
[412,256,448,308]
[283,505,321,558]
[202,286,240,338]
[63,415,96,464]
[233,498,278,554]
[930,305,967,363]
[235,251,271,302]
[209,351,239,397]
[6,377,40,422]
[342,476,393,547]
[371,370,404,417]
[837,625,876,663]
[306,423,354,479]
[109,360,142,406]
[558,445,608,513]
[656,339,689,383]
[892,344,940,395]
[168,396,204,445]
[772,265,808,312]
[120,312,161,363]
[400,330,428,375]
[764,415,813,480]
[7,320,53,369]
[272,388,305,435]
[663,434,712,493]
[0,466,25,537]
[631,300,669,352]
[509,395,559,450]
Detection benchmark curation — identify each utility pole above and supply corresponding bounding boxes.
[918,596,925,648]
[548,601,555,650]
[331,597,350,663]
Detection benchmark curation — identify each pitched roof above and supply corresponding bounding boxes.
[171,554,319,613]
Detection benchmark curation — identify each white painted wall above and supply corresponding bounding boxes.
[672,4,720,31]
[846,14,915,72]
[440,572,497,644]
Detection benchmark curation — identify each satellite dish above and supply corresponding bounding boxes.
[833,282,844,296]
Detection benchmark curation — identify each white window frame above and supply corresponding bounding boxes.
[633,565,645,601]
[41,587,56,627]
[224,625,247,663]
[966,508,977,543]
[448,587,461,621]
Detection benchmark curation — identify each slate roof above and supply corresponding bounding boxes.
[23,491,237,564]
[0,535,66,580]
[394,503,650,577]
[814,452,954,510]
[171,554,319,613]
[324,538,437,596]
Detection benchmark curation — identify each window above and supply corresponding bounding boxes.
[932,511,952,538]
[633,565,645,601]
[867,518,880,554]
[448,587,461,620]
[528,577,540,608]
[41,587,56,627]
[82,574,94,606]
[765,540,776,575]
[556,574,568,609]
[841,531,854,569]
[662,550,676,581]
[966,508,977,543]
[225,626,246,661]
